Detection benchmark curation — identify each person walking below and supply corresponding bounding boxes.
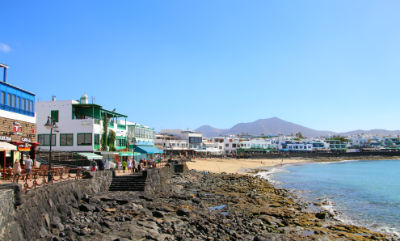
[24,155,33,179]
[13,160,22,183]
[122,160,127,173]
[127,159,133,173]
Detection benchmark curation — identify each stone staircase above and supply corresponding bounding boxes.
[109,172,147,191]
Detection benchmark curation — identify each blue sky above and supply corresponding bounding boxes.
[1,0,400,132]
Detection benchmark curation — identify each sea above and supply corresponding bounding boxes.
[257,159,400,236]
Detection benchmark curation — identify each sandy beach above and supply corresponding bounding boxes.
[186,157,310,174]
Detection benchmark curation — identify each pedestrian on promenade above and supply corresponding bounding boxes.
[127,159,133,172]
[13,160,21,182]
[122,160,127,173]
[24,155,33,179]
[91,160,97,172]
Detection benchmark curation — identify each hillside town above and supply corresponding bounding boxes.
[1,63,400,174]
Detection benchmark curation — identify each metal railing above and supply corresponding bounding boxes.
[1,167,83,192]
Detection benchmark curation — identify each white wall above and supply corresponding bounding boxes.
[36,100,98,152]
[0,108,36,124]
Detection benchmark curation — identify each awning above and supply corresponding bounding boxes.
[0,142,17,151]
[134,146,164,154]
[77,152,103,160]
[119,152,133,156]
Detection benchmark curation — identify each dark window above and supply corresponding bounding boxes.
[77,133,92,145]
[17,97,20,109]
[23,99,26,110]
[12,95,16,108]
[94,134,100,145]
[189,136,202,144]
[7,93,11,106]
[116,137,126,147]
[30,100,33,112]
[27,100,30,111]
[38,134,56,146]
[51,110,59,122]
[60,134,73,146]
[0,92,4,105]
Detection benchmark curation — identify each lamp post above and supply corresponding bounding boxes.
[44,116,58,182]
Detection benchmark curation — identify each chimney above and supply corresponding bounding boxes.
[52,96,56,101]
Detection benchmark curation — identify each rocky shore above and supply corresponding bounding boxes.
[38,170,394,241]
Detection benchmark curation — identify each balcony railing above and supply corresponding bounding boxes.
[0,104,34,117]
[117,124,126,130]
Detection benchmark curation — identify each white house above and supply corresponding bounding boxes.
[223,135,241,154]
[36,95,128,153]
[160,129,203,150]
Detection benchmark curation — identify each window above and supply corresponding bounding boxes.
[27,100,30,111]
[12,95,16,108]
[0,92,4,105]
[77,133,92,145]
[94,134,100,145]
[23,99,26,110]
[116,137,126,147]
[38,134,56,146]
[7,93,11,106]
[189,136,202,144]
[60,134,73,146]
[51,110,59,122]
[30,101,33,112]
[17,97,20,109]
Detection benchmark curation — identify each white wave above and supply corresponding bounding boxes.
[319,199,400,238]
[256,167,288,184]
[315,159,363,165]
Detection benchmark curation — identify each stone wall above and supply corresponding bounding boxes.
[144,166,174,194]
[0,170,113,241]
[0,185,24,241]
[144,164,187,194]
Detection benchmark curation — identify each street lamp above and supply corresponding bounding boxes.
[44,116,58,182]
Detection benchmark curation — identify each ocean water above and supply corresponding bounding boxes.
[258,159,400,236]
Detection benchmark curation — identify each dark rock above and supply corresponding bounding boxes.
[116,199,129,205]
[315,211,328,219]
[100,221,113,229]
[79,203,96,212]
[152,210,164,218]
[176,208,190,217]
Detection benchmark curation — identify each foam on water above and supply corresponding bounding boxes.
[261,159,400,237]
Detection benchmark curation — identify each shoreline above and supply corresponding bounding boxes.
[186,156,400,174]
[187,157,400,238]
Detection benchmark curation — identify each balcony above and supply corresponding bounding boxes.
[117,124,126,130]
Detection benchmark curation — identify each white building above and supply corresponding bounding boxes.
[155,134,189,151]
[160,129,203,150]
[239,138,274,149]
[223,136,241,154]
[36,95,128,153]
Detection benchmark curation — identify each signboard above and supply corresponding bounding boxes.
[21,137,31,143]
[0,136,12,141]
[12,122,22,135]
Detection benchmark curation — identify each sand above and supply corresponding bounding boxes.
[186,157,311,174]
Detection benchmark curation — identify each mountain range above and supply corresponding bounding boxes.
[195,117,400,138]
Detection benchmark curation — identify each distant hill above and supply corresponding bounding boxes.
[195,117,400,138]
[340,129,400,136]
[195,125,224,137]
[196,117,334,137]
